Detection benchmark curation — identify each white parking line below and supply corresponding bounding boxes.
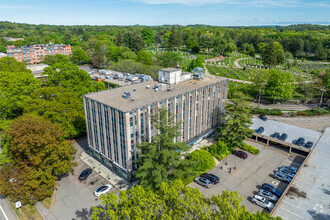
[278,207,304,219]
[282,199,306,212]
[0,205,9,220]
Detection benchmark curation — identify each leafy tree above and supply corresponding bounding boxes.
[108,46,137,62]
[156,51,182,68]
[43,62,106,96]
[188,56,204,71]
[266,69,296,103]
[261,41,284,67]
[209,139,231,160]
[168,26,182,50]
[23,86,86,138]
[296,76,318,102]
[43,54,71,65]
[185,36,198,50]
[251,70,271,107]
[141,28,155,46]
[71,48,90,64]
[0,57,31,73]
[219,92,253,149]
[135,109,192,190]
[136,50,154,65]
[315,41,327,60]
[154,33,165,47]
[225,42,237,54]
[189,149,215,172]
[0,58,41,122]
[0,114,76,204]
[91,180,281,220]
[199,35,213,53]
[115,31,123,47]
[123,31,145,52]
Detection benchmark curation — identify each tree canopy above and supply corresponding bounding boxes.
[0,114,76,203]
[91,180,281,220]
[266,69,296,102]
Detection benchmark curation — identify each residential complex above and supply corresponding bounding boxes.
[6,44,72,64]
[83,68,228,181]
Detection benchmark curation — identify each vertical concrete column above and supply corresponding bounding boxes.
[109,108,115,162]
[124,112,132,171]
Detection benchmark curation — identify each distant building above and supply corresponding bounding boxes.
[4,37,24,41]
[6,44,72,64]
[0,52,7,58]
[83,67,228,181]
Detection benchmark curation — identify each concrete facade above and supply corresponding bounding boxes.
[6,44,71,64]
[83,77,228,181]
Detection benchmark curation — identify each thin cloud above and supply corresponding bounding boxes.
[0,5,34,9]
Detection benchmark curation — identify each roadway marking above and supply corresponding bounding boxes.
[282,199,307,212]
[0,205,9,220]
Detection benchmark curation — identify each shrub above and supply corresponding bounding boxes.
[189,149,215,172]
[296,107,330,116]
[251,108,283,115]
[209,140,231,160]
[240,143,260,154]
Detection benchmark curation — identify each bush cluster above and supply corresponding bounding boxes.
[251,107,283,115]
[239,143,260,154]
[295,107,330,116]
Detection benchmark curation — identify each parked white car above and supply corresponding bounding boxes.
[93,184,112,197]
[258,189,278,202]
[251,195,274,211]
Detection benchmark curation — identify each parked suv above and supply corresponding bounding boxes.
[304,141,314,148]
[274,171,292,183]
[278,133,288,141]
[200,173,220,184]
[258,115,268,121]
[262,183,282,197]
[296,137,305,146]
[279,167,295,178]
[78,168,92,181]
[270,132,280,139]
[255,127,265,134]
[251,195,274,211]
[194,176,212,188]
[279,166,298,174]
[258,189,278,202]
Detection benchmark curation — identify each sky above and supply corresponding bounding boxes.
[0,0,329,26]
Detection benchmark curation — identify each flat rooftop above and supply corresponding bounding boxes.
[160,67,181,72]
[103,79,131,87]
[251,118,322,149]
[85,77,226,112]
[273,127,330,220]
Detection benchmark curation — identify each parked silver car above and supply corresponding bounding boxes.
[258,189,278,202]
[251,195,274,211]
[279,166,298,174]
[274,171,292,183]
[194,176,212,188]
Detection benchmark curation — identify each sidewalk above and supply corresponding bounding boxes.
[80,152,131,190]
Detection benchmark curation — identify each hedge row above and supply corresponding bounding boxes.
[251,107,283,115]
[239,143,260,154]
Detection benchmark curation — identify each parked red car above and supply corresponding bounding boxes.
[233,150,248,159]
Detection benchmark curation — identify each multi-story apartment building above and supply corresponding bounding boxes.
[6,44,72,64]
[83,68,228,181]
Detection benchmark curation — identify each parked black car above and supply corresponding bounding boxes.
[200,173,220,184]
[278,133,288,141]
[78,168,93,181]
[270,132,280,139]
[255,127,265,134]
[296,137,305,146]
[262,183,282,197]
[304,141,313,148]
[258,115,268,121]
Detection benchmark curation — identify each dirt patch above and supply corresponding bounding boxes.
[205,55,225,63]
[266,115,330,132]
[287,186,307,198]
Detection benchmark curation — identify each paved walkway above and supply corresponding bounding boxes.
[35,202,49,218]
[80,152,131,190]
[234,58,250,68]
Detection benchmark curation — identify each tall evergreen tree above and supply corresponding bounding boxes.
[135,108,192,190]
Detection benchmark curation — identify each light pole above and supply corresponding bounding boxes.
[319,86,327,108]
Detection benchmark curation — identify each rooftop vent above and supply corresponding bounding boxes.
[122,91,132,99]
[146,85,150,89]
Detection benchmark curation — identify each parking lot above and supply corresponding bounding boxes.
[189,140,304,214]
[45,140,118,220]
